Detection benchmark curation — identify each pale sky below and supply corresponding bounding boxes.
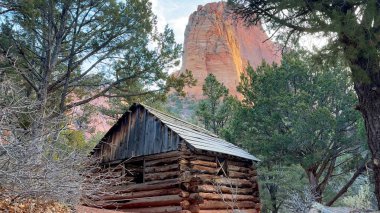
[150,0,217,44]
[150,0,326,50]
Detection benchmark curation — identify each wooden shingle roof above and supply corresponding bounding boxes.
[93,103,259,161]
[136,103,259,161]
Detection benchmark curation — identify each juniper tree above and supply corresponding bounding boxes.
[229,52,368,206]
[196,74,238,135]
[0,0,193,114]
[229,0,380,207]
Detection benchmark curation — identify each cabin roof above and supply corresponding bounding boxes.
[95,103,259,161]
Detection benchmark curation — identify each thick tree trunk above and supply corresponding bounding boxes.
[306,169,322,203]
[355,83,380,209]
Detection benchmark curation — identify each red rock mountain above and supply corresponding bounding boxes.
[179,2,281,99]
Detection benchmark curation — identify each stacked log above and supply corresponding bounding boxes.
[183,151,261,213]
[87,150,190,213]
[86,144,260,213]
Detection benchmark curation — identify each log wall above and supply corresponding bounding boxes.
[88,142,260,213]
[179,144,261,213]
[87,149,193,213]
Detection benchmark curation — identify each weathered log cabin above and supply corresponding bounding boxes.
[88,103,261,213]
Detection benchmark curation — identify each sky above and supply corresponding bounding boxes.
[150,0,216,44]
[150,0,326,50]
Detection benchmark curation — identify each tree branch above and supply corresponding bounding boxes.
[325,162,367,206]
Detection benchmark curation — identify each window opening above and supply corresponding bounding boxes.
[125,160,144,183]
[216,157,228,177]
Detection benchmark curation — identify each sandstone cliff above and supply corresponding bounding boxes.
[179,2,281,99]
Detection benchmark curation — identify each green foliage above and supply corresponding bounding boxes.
[234,51,363,163]
[61,130,86,150]
[228,0,380,84]
[0,0,192,114]
[259,165,309,213]
[196,74,238,135]
[164,94,199,124]
[58,129,104,155]
[87,132,106,151]
[341,179,377,210]
[229,50,367,206]
[228,2,380,206]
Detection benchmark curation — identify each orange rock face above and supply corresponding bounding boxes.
[179,2,281,99]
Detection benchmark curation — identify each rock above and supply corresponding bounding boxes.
[179,2,281,99]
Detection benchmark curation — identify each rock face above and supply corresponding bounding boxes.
[179,2,281,99]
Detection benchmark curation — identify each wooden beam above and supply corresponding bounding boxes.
[145,164,178,173]
[192,184,254,195]
[145,156,179,167]
[98,188,182,201]
[97,194,183,209]
[198,192,259,202]
[191,165,217,174]
[109,178,180,193]
[119,206,182,213]
[199,200,256,210]
[145,171,179,182]
[191,160,217,168]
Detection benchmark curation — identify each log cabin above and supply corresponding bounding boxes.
[87,103,261,213]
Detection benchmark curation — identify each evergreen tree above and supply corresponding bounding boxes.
[228,0,380,207]
[196,74,238,135]
[0,0,193,114]
[229,51,368,206]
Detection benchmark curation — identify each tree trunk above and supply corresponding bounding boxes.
[268,183,279,213]
[355,83,380,209]
[306,168,322,203]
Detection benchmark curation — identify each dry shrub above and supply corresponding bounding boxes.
[0,197,72,213]
[0,79,91,207]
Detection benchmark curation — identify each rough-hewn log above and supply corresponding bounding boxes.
[102,151,182,166]
[180,200,190,210]
[227,160,252,167]
[99,188,182,201]
[182,182,191,191]
[250,176,258,183]
[110,178,180,193]
[145,164,178,173]
[119,206,182,213]
[180,164,191,171]
[99,194,183,209]
[228,171,250,179]
[180,171,192,183]
[189,193,204,204]
[145,171,179,182]
[212,178,253,188]
[189,205,200,213]
[199,200,256,210]
[255,203,261,209]
[179,159,189,165]
[190,155,216,162]
[192,165,217,174]
[199,209,258,213]
[228,165,252,173]
[196,175,253,187]
[180,191,190,198]
[191,160,217,168]
[145,156,179,167]
[192,184,254,195]
[198,193,259,202]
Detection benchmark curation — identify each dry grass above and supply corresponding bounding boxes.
[0,198,72,213]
